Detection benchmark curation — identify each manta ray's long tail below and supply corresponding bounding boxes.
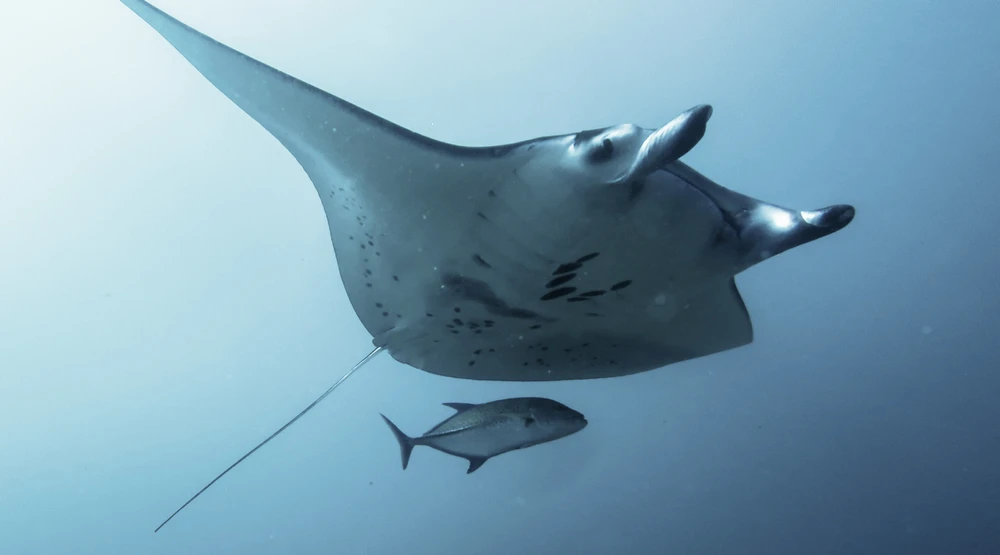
[153,347,384,533]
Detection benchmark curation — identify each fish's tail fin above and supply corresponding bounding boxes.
[380,414,415,470]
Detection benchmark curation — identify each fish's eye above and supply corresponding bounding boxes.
[587,137,615,163]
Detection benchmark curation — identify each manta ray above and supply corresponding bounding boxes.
[120,0,855,531]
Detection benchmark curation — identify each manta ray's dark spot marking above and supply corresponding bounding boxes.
[366,283,372,288]
[426,313,433,317]
[447,324,455,329]
[541,346,548,352]
[552,262,582,275]
[376,252,381,256]
[368,240,374,246]
[489,348,495,352]
[451,330,459,334]
[349,235,354,240]
[468,360,475,367]
[365,269,372,276]
[474,330,482,334]
[546,274,576,288]
[468,322,479,329]
[477,212,489,221]
[541,287,576,301]
[484,320,494,327]
[375,303,383,308]
[576,252,600,263]
[393,275,399,281]
[454,307,461,313]
[382,311,389,317]
[453,318,464,326]
[360,244,366,250]
[610,280,633,291]
[472,254,492,269]
[581,290,606,297]
[488,189,497,198]
[524,416,535,428]
[529,325,542,330]
[473,349,481,355]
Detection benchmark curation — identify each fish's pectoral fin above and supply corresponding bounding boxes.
[465,457,489,474]
[380,414,416,470]
[442,402,476,412]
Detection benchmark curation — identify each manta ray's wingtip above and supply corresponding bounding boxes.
[801,204,856,233]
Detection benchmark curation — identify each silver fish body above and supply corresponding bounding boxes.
[381,397,587,473]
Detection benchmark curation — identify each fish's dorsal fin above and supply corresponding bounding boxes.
[442,402,476,412]
[152,346,384,532]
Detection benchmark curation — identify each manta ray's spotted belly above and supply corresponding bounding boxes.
[373,239,709,382]
[368,167,735,382]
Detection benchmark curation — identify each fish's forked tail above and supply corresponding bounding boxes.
[379,414,415,470]
[153,346,385,533]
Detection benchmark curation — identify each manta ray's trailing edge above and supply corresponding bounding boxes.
[119,0,855,531]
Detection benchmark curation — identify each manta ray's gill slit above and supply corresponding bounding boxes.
[576,252,600,263]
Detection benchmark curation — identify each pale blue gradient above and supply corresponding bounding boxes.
[1,1,997,554]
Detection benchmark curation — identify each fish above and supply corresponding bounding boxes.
[381,398,589,474]
[119,0,856,531]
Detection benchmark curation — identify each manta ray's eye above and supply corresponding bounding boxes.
[588,137,614,163]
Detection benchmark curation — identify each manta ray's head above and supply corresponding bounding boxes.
[524,104,855,278]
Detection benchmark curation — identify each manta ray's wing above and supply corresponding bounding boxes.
[122,0,532,342]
